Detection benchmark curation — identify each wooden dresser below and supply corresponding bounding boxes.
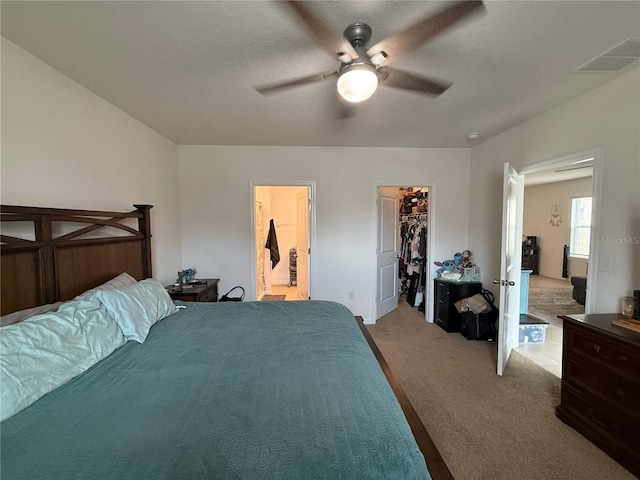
[556,313,640,477]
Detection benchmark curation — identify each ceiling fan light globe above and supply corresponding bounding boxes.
[337,69,378,103]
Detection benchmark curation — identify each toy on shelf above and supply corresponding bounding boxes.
[434,250,480,282]
[177,268,197,284]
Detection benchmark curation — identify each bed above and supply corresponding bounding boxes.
[0,204,453,480]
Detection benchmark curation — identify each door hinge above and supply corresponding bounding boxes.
[308,247,311,254]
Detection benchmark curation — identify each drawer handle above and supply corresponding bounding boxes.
[616,388,625,398]
[618,355,627,363]
[593,344,610,360]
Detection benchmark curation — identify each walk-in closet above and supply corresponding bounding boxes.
[398,187,429,312]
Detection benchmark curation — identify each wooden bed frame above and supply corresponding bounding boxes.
[1,204,152,316]
[0,204,454,480]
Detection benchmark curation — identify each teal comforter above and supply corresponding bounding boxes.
[1,300,430,479]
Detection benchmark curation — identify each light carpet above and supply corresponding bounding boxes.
[366,301,633,480]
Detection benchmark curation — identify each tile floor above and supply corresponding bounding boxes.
[514,275,575,377]
[270,284,299,300]
[516,323,563,377]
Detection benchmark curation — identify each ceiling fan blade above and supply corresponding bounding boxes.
[255,70,337,95]
[378,67,452,96]
[367,1,485,66]
[284,1,358,61]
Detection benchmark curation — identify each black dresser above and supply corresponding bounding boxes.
[556,313,640,477]
[433,279,482,332]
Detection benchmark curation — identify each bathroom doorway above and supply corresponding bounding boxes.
[252,183,314,301]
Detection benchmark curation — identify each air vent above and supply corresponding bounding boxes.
[575,37,640,73]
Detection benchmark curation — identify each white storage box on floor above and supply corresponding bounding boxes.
[519,323,548,344]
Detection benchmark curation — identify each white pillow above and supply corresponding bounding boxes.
[1,302,64,327]
[94,279,177,344]
[74,272,138,301]
[0,297,126,422]
[0,272,137,327]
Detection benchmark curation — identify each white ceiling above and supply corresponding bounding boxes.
[2,1,639,147]
[524,166,593,186]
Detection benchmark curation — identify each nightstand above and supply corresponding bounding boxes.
[166,278,219,302]
[433,279,482,332]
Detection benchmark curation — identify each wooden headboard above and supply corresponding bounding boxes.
[1,205,152,316]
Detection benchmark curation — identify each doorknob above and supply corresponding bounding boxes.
[508,280,516,286]
[493,279,501,285]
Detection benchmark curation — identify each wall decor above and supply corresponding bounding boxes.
[549,203,562,227]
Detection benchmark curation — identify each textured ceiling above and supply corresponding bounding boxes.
[2,1,639,147]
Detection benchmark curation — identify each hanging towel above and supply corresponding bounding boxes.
[265,219,280,268]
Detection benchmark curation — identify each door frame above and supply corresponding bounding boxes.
[371,182,436,324]
[249,181,316,302]
[518,147,603,314]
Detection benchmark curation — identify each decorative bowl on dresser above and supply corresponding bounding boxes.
[166,278,219,303]
[556,313,640,478]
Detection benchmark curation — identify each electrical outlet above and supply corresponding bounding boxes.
[348,291,355,300]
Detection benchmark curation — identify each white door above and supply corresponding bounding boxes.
[496,163,524,376]
[296,188,310,300]
[376,193,399,319]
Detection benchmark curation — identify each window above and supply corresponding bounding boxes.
[570,197,592,258]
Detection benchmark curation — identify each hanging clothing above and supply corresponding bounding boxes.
[399,217,428,275]
[265,219,280,268]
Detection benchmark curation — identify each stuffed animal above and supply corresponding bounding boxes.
[434,259,456,276]
[459,250,476,269]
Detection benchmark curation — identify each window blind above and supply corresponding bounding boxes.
[570,197,592,258]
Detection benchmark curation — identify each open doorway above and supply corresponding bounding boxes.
[252,184,313,302]
[374,185,433,322]
[505,149,601,376]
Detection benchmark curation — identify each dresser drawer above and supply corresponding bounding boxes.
[565,322,640,378]
[434,316,448,330]
[198,285,218,302]
[561,386,640,460]
[436,297,449,318]
[436,281,450,298]
[564,358,640,417]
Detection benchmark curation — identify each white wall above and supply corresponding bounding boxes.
[1,38,182,285]
[469,68,640,313]
[178,146,471,322]
[9,30,635,317]
[523,177,592,279]
[269,186,303,286]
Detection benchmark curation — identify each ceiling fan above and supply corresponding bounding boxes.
[255,0,486,104]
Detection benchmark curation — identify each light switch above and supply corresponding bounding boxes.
[598,256,611,272]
